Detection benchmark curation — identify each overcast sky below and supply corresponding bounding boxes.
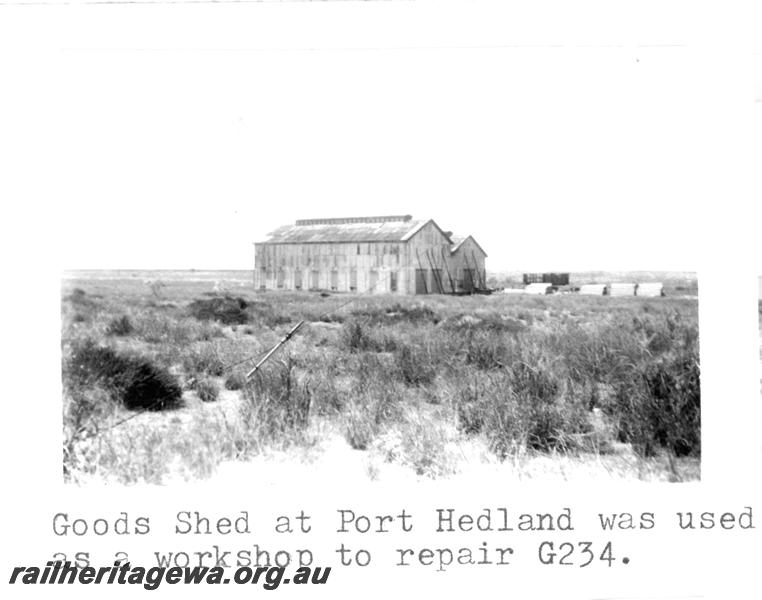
[2,2,759,273]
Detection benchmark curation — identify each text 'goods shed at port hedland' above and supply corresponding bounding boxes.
[254,215,487,295]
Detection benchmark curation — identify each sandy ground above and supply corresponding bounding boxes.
[80,387,698,487]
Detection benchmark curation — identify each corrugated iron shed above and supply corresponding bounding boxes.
[254,215,487,295]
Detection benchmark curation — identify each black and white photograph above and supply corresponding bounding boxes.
[2,1,760,599]
[49,5,711,488]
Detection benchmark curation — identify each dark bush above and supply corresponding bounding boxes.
[317,313,345,324]
[510,360,560,405]
[342,321,375,352]
[344,410,376,450]
[350,303,439,326]
[193,378,220,403]
[65,340,183,411]
[106,315,134,336]
[463,331,514,370]
[395,344,437,386]
[232,300,292,329]
[455,377,487,434]
[614,347,700,457]
[64,288,94,306]
[224,372,247,391]
[63,288,100,317]
[645,351,700,456]
[188,295,250,325]
[341,320,397,353]
[631,312,687,355]
[390,304,439,324]
[443,314,526,335]
[519,398,589,453]
[121,362,183,410]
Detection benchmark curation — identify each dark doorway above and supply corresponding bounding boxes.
[462,269,475,293]
[415,269,428,294]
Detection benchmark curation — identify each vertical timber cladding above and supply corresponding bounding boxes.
[450,236,488,293]
[253,216,487,295]
[405,220,455,295]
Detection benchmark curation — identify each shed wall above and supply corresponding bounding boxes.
[402,221,458,294]
[254,241,408,294]
[450,237,487,292]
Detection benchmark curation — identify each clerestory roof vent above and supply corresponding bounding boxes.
[295,215,412,226]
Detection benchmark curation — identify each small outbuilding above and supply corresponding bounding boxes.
[524,283,553,295]
[636,282,665,297]
[609,283,638,297]
[579,284,607,296]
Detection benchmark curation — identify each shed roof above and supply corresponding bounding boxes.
[450,234,488,257]
[257,216,487,256]
[259,217,427,244]
[260,216,465,245]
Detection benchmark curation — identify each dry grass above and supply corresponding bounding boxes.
[61,275,700,484]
